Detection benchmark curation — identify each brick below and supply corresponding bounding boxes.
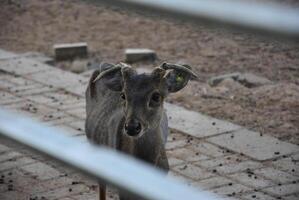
[0,57,51,75]
[45,116,79,127]
[0,79,17,90]
[167,157,185,167]
[22,176,74,194]
[64,84,86,97]
[0,190,30,200]
[188,142,229,158]
[272,157,299,177]
[60,101,85,111]
[15,86,55,96]
[24,67,84,88]
[254,167,299,184]
[192,176,233,190]
[0,144,10,153]
[0,151,22,163]
[241,191,277,200]
[19,51,54,65]
[263,183,299,196]
[207,129,299,161]
[0,49,18,60]
[67,120,85,131]
[0,157,36,171]
[167,147,210,162]
[165,139,188,150]
[65,107,86,119]
[283,195,299,200]
[71,192,98,200]
[194,154,246,169]
[167,170,194,186]
[211,183,251,197]
[173,163,214,180]
[54,125,85,137]
[228,172,275,188]
[214,160,263,174]
[37,183,90,199]
[20,162,62,181]
[165,102,241,138]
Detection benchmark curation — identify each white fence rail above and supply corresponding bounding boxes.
[99,0,299,40]
[0,109,221,200]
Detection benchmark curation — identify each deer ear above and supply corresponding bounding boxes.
[165,65,193,92]
[165,70,191,93]
[90,63,123,94]
[100,68,123,91]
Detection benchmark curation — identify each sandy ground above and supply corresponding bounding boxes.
[0,0,298,144]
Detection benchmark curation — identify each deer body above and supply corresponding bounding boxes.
[85,62,197,200]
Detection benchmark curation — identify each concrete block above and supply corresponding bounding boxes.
[207,129,299,161]
[125,48,157,63]
[54,42,88,61]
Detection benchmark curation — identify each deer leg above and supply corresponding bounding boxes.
[99,183,106,200]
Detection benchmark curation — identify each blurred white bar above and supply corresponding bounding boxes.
[0,109,221,200]
[105,0,299,40]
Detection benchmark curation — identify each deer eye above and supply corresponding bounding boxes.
[151,92,161,103]
[120,92,126,100]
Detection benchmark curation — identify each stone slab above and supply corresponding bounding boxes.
[54,42,88,60]
[207,129,299,161]
[165,103,241,138]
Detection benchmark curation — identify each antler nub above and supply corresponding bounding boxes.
[160,62,198,79]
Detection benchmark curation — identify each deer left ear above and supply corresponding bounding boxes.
[164,69,191,93]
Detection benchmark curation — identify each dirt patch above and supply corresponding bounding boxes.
[0,0,298,144]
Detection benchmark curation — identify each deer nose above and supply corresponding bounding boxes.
[124,119,142,136]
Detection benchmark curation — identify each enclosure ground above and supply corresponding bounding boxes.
[0,49,298,200]
[0,0,299,144]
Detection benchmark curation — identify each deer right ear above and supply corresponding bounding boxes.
[89,63,123,98]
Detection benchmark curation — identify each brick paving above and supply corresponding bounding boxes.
[0,49,298,200]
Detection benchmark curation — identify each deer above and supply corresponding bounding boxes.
[85,62,197,200]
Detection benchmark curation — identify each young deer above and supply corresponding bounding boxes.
[85,62,197,200]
